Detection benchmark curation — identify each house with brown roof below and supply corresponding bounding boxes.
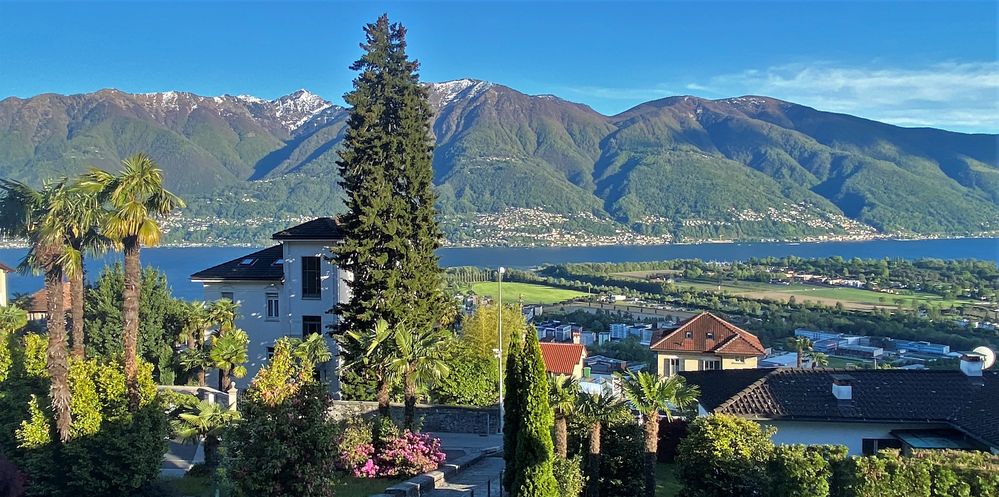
[539,342,587,379]
[650,312,766,376]
[680,355,999,455]
[26,285,72,322]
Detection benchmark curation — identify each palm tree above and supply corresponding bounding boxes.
[0,179,74,441]
[787,336,813,369]
[78,154,185,408]
[173,399,240,468]
[0,305,28,333]
[577,390,628,497]
[207,298,238,335]
[208,329,249,391]
[388,324,452,429]
[179,301,211,386]
[619,371,700,497]
[342,319,396,417]
[549,374,578,458]
[289,332,332,373]
[807,350,829,369]
[48,182,108,360]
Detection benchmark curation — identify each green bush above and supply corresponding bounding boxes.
[225,381,339,497]
[553,455,585,497]
[768,445,833,497]
[432,343,498,407]
[676,414,775,497]
[594,422,644,497]
[3,355,167,497]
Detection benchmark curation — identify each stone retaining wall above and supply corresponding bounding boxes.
[328,401,500,434]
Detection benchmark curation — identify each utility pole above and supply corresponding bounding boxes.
[497,266,505,434]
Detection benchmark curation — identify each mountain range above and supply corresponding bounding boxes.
[0,80,996,246]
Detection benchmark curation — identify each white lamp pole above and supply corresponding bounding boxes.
[497,266,506,434]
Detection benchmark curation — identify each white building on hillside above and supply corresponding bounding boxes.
[191,218,351,394]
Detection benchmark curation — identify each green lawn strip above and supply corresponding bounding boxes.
[678,279,970,308]
[655,463,682,497]
[468,281,587,304]
[157,475,403,497]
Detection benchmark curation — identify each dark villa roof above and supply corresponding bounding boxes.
[650,312,766,356]
[272,217,345,241]
[680,368,999,448]
[190,245,284,282]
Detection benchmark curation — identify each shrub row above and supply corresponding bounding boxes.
[677,415,999,497]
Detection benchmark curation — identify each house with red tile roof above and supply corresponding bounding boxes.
[539,342,588,379]
[650,312,766,376]
[26,285,72,322]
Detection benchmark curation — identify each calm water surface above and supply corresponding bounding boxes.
[1,238,995,301]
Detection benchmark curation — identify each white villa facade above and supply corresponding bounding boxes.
[191,218,351,394]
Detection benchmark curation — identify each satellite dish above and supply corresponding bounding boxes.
[972,346,996,369]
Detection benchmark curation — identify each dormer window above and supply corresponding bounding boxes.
[706,331,714,339]
[239,258,256,266]
[685,331,693,339]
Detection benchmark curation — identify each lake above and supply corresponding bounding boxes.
[1,237,996,301]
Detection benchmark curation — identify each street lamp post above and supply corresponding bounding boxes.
[497,266,506,434]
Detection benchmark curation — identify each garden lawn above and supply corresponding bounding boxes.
[656,463,682,497]
[468,281,586,304]
[157,475,404,497]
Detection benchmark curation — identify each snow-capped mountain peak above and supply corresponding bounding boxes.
[270,89,333,131]
[427,79,492,106]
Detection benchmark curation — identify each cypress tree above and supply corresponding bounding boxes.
[333,15,449,391]
[511,328,559,497]
[502,327,525,493]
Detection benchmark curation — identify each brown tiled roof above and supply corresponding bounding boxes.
[650,312,765,356]
[272,217,345,241]
[28,285,72,314]
[190,245,284,282]
[680,368,999,448]
[539,343,587,375]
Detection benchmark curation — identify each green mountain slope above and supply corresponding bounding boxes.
[0,83,995,246]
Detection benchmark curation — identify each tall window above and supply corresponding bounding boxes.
[302,256,321,299]
[667,358,682,376]
[303,316,322,337]
[266,293,279,320]
[702,359,721,370]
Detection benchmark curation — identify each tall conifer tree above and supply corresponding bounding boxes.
[333,15,449,391]
[502,328,525,492]
[511,328,559,497]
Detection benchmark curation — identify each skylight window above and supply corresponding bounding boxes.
[239,258,256,266]
[272,259,284,266]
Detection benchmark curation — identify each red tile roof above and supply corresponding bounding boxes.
[28,286,72,314]
[539,342,587,375]
[650,312,765,356]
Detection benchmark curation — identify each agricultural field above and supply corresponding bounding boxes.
[466,281,587,305]
[665,278,973,311]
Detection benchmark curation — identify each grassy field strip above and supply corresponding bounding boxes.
[669,279,971,310]
[466,281,587,305]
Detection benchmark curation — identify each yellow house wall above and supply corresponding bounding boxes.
[656,352,760,376]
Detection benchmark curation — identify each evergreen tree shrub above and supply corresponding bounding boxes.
[502,329,524,492]
[768,445,832,497]
[553,455,586,497]
[510,331,558,497]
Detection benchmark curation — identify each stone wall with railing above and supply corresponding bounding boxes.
[327,400,501,434]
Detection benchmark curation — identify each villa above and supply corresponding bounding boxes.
[191,217,351,393]
[650,312,766,376]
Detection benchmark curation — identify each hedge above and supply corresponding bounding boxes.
[677,415,999,497]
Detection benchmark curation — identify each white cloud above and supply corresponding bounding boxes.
[693,62,999,133]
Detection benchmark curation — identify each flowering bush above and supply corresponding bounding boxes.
[338,425,447,478]
[377,431,447,477]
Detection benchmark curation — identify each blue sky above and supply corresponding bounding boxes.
[1,1,996,132]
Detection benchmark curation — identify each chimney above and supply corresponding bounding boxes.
[572,330,581,345]
[831,375,853,401]
[960,354,984,377]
